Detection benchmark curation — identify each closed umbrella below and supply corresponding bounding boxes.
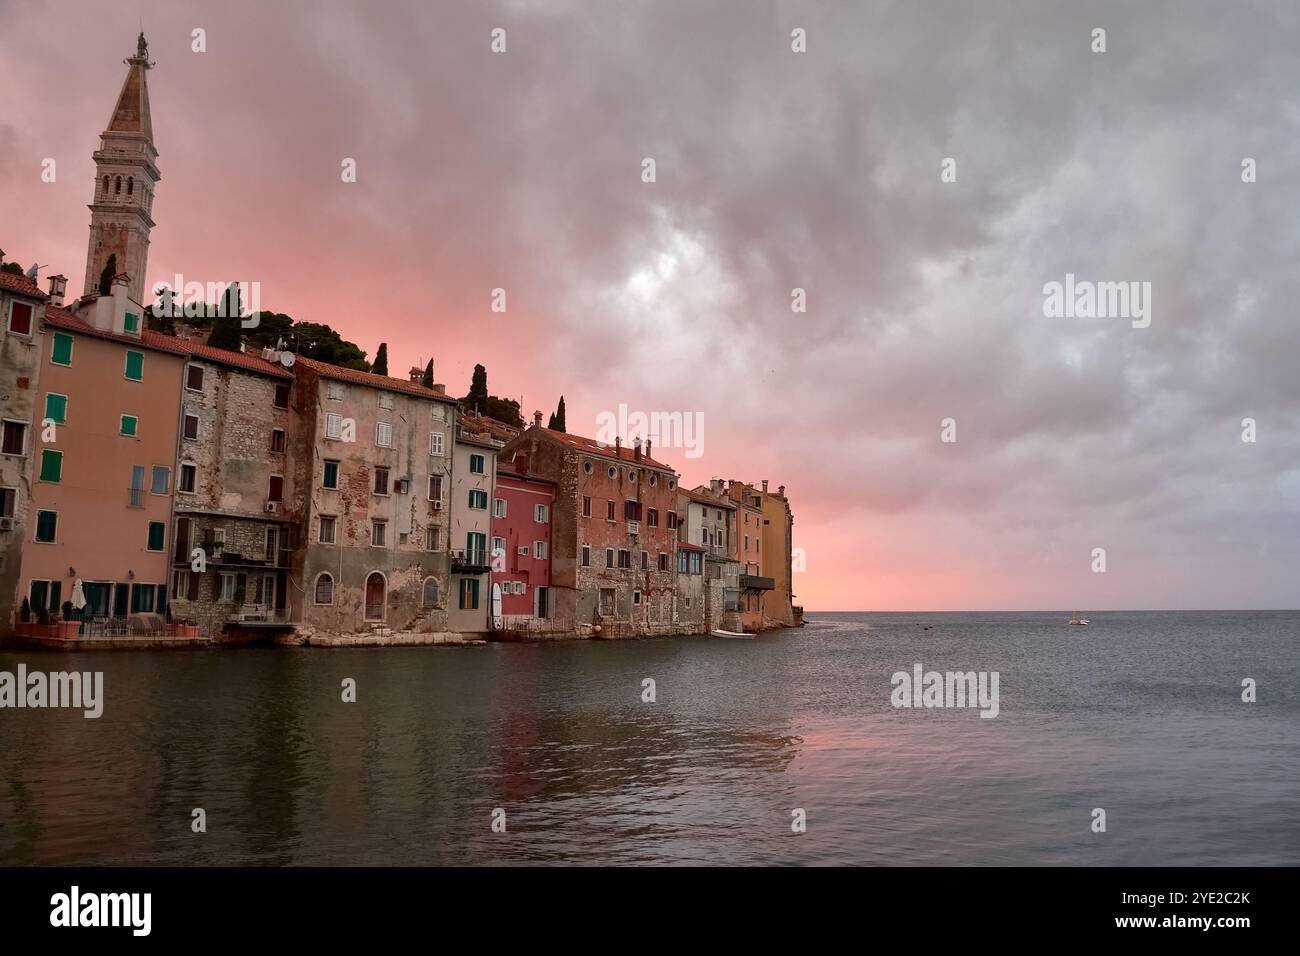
[71,578,86,611]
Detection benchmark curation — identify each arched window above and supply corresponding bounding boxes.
[364,572,386,620]
[103,175,110,196]
[127,176,134,195]
[314,572,334,605]
[114,176,122,194]
[422,577,440,607]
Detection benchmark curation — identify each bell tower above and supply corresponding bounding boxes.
[83,32,159,305]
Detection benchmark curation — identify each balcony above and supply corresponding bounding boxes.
[226,607,294,626]
[627,520,640,535]
[127,487,145,508]
[451,548,491,574]
[740,574,775,591]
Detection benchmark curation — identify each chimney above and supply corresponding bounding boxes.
[633,437,642,461]
[533,410,543,429]
[762,479,769,493]
[615,436,622,457]
[408,366,422,384]
[778,484,785,497]
[47,274,67,308]
[710,478,723,494]
[644,438,651,460]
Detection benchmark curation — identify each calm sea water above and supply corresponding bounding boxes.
[1,611,1297,866]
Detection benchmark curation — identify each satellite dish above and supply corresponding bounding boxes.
[279,351,296,368]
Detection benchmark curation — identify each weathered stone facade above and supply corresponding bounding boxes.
[287,358,458,640]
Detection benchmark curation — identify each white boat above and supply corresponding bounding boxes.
[710,629,753,639]
[1067,615,1090,626]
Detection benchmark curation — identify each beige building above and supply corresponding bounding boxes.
[758,481,795,627]
[448,416,501,634]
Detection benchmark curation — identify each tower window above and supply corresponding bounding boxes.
[115,176,122,194]
[103,175,109,196]
[127,176,134,195]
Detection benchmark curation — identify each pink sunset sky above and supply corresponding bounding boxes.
[2,1,1298,611]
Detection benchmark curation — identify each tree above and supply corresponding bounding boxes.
[464,364,488,415]
[147,309,176,335]
[547,395,566,432]
[0,261,24,277]
[97,254,117,295]
[372,343,389,376]
[206,282,244,351]
[422,359,434,389]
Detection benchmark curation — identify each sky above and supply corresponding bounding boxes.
[2,0,1298,611]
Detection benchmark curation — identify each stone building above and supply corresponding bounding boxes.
[0,267,50,636]
[673,541,707,633]
[499,420,681,638]
[288,356,459,638]
[682,483,742,632]
[166,342,297,637]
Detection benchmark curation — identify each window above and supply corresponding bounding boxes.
[186,365,204,391]
[146,465,168,495]
[633,590,642,606]
[43,393,67,425]
[608,466,617,479]
[376,422,393,447]
[374,466,390,495]
[325,413,343,439]
[658,553,668,571]
[667,512,678,530]
[319,515,336,543]
[182,413,198,440]
[628,470,637,483]
[678,550,688,573]
[7,300,33,335]
[618,549,630,569]
[641,550,648,570]
[323,460,339,488]
[1,421,26,456]
[379,392,394,409]
[219,573,237,602]
[605,548,614,568]
[268,475,283,502]
[422,577,439,607]
[493,498,507,518]
[534,504,549,522]
[270,429,286,453]
[314,573,334,604]
[459,578,480,610]
[327,381,344,401]
[606,500,615,521]
[536,541,548,560]
[0,488,15,518]
[35,510,57,543]
[425,526,440,551]
[51,332,73,366]
[39,449,62,483]
[583,461,593,475]
[125,350,144,381]
[624,500,642,521]
[430,432,444,456]
[123,312,140,334]
[469,454,485,474]
[371,520,387,547]
[690,552,703,574]
[492,536,506,558]
[581,545,591,567]
[179,463,197,493]
[599,588,615,616]
[582,496,591,518]
[518,544,530,558]
[668,480,675,491]
[647,507,658,527]
[147,521,166,551]
[272,382,289,408]
[468,489,488,510]
[428,475,443,503]
[121,414,139,437]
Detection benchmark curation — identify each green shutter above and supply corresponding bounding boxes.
[49,581,62,611]
[148,521,165,551]
[51,332,73,365]
[30,581,49,610]
[35,511,57,542]
[120,415,138,436]
[125,350,144,381]
[324,461,338,488]
[113,583,129,616]
[124,312,139,333]
[39,449,62,482]
[44,393,67,424]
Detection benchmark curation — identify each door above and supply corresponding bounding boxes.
[364,573,385,621]
[84,582,112,617]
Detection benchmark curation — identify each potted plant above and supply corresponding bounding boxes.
[58,600,81,639]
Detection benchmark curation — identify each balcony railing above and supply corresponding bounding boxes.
[740,574,775,591]
[451,548,491,573]
[127,487,145,508]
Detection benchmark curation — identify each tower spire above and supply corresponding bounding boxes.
[82,35,160,304]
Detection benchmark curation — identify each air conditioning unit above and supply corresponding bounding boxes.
[627,520,640,535]
[396,479,410,494]
[432,500,443,511]
[0,517,13,531]
[265,501,280,514]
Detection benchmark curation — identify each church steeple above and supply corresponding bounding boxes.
[82,34,160,304]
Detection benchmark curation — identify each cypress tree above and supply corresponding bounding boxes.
[372,343,389,376]
[548,396,566,432]
[422,359,434,388]
[97,254,117,295]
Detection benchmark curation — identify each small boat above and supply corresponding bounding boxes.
[1067,615,1090,626]
[710,629,753,639]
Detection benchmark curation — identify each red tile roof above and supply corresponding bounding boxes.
[682,486,736,508]
[42,305,292,377]
[295,354,459,402]
[532,426,675,472]
[0,270,47,299]
[677,542,707,552]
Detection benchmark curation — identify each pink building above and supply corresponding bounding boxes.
[490,456,554,623]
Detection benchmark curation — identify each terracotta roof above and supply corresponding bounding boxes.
[532,426,675,472]
[682,486,736,508]
[0,270,47,299]
[677,542,707,552]
[459,411,521,443]
[295,354,459,403]
[42,306,292,377]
